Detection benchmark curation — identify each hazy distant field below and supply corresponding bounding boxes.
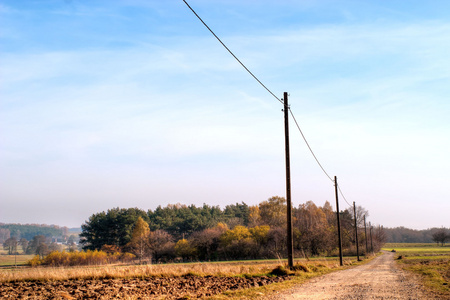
[0,254,35,266]
[383,243,450,297]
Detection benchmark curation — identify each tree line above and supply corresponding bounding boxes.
[2,234,78,257]
[79,197,385,263]
[0,223,69,241]
[383,227,450,244]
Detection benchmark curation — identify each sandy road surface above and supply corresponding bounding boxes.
[269,252,445,300]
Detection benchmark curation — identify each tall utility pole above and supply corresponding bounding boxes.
[364,215,368,255]
[283,92,294,269]
[334,176,343,266]
[353,202,360,261]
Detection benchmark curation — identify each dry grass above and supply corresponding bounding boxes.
[389,243,450,298]
[0,257,356,283]
[0,254,35,266]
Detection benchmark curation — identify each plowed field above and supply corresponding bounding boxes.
[0,274,290,299]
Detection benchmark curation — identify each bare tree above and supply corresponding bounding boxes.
[432,229,449,246]
[3,237,18,255]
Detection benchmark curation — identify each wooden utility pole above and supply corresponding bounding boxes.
[283,92,294,269]
[353,202,360,261]
[369,222,374,253]
[334,176,343,266]
[364,215,368,255]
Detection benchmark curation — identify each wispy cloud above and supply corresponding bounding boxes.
[1,1,449,228]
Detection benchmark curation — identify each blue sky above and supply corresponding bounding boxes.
[1,0,449,229]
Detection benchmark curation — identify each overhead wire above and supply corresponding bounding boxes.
[337,184,353,208]
[289,108,334,183]
[182,0,283,105]
[290,108,352,209]
[183,0,354,209]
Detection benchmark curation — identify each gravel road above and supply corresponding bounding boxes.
[269,252,445,300]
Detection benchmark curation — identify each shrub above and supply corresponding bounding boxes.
[292,263,310,272]
[28,255,42,267]
[270,265,291,276]
[28,250,136,267]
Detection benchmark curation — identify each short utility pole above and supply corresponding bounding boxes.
[283,92,294,269]
[369,222,374,253]
[334,176,343,266]
[364,215,368,255]
[353,202,360,261]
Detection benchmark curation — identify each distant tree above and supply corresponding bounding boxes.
[266,227,286,258]
[37,243,49,259]
[27,235,48,257]
[248,205,261,227]
[3,237,18,255]
[294,201,333,256]
[0,228,10,244]
[147,203,223,239]
[259,196,286,227]
[432,229,449,246]
[80,207,148,250]
[224,202,249,226]
[67,235,76,246]
[126,217,151,263]
[174,239,196,261]
[373,225,387,251]
[189,224,227,261]
[0,224,63,240]
[149,230,175,263]
[249,225,270,257]
[19,238,28,254]
[48,242,63,253]
[220,226,251,247]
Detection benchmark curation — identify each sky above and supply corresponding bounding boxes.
[1,0,449,230]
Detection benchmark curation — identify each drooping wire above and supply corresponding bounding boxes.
[289,108,333,182]
[182,0,283,105]
[337,183,353,208]
[183,0,354,210]
[289,108,353,208]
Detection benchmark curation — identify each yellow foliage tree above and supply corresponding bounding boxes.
[259,196,286,227]
[220,225,251,246]
[127,217,150,263]
[174,239,196,261]
[249,225,270,246]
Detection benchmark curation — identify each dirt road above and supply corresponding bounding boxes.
[270,252,444,300]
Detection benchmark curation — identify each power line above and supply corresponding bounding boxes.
[182,0,283,105]
[289,108,333,182]
[337,183,353,208]
[183,0,354,210]
[289,108,352,208]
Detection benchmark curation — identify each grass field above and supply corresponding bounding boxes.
[0,256,363,282]
[0,256,370,299]
[0,254,35,267]
[383,243,450,297]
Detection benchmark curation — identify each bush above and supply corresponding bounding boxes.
[270,265,291,276]
[28,250,136,267]
[292,263,310,272]
[28,255,42,267]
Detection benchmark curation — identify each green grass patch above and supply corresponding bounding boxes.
[383,243,448,248]
[383,243,450,257]
[388,243,450,297]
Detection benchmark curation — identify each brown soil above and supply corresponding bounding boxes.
[269,251,447,300]
[0,274,289,299]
